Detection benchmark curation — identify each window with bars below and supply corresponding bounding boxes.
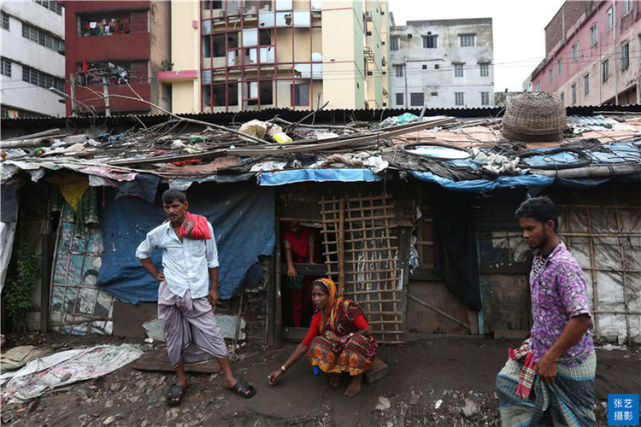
[393,64,403,77]
[410,92,424,106]
[22,66,64,91]
[602,59,609,82]
[572,43,578,61]
[584,73,590,95]
[607,7,613,30]
[21,22,64,54]
[590,24,598,46]
[291,83,309,106]
[481,91,489,106]
[422,34,437,48]
[454,63,463,77]
[549,68,554,83]
[390,35,399,51]
[480,63,489,77]
[459,33,475,47]
[621,42,629,71]
[571,84,577,105]
[395,92,403,105]
[455,92,464,106]
[1,57,11,77]
[35,0,63,15]
[557,59,562,75]
[1,13,9,30]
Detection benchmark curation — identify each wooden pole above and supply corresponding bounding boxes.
[102,76,111,117]
[408,293,470,331]
[69,73,77,116]
[338,198,345,296]
[586,210,600,340]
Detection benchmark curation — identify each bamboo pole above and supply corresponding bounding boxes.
[382,196,401,340]
[559,232,641,237]
[338,198,345,296]
[532,164,641,178]
[408,293,470,330]
[614,206,631,346]
[586,209,600,340]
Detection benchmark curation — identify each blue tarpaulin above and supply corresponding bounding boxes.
[97,184,275,304]
[410,171,554,192]
[258,168,382,186]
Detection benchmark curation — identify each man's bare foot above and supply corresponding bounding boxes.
[328,373,340,387]
[344,374,362,397]
[223,378,237,389]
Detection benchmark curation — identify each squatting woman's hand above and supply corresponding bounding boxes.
[267,369,283,385]
[324,331,341,343]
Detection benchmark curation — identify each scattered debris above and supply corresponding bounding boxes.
[0,346,51,371]
[376,396,391,411]
[461,398,479,417]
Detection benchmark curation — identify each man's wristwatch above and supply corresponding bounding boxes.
[280,365,286,373]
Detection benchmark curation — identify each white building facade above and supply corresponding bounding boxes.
[1,1,65,118]
[389,18,494,109]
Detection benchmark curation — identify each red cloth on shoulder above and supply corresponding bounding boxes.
[300,312,369,347]
[179,212,211,240]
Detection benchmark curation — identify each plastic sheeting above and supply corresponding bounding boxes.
[411,170,641,193]
[561,207,641,344]
[0,222,17,294]
[98,184,275,303]
[410,171,554,193]
[50,204,114,336]
[0,344,143,403]
[258,168,382,186]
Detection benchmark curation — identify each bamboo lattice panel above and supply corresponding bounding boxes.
[320,195,404,343]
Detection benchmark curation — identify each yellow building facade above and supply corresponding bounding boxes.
[160,0,390,113]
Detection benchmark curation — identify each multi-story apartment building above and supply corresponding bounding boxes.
[61,1,170,115]
[1,1,66,118]
[162,0,390,113]
[389,17,494,109]
[529,0,640,106]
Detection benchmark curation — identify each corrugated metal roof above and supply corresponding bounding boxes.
[2,104,639,130]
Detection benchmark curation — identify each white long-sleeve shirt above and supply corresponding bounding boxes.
[136,220,218,299]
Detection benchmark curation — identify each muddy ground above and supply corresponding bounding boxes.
[1,332,639,426]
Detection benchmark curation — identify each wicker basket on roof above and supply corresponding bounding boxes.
[501,92,567,142]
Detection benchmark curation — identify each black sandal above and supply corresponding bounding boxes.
[167,384,186,406]
[229,380,256,398]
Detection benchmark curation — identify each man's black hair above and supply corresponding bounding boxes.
[515,196,558,232]
[162,189,187,204]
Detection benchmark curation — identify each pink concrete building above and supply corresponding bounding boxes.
[530,0,640,106]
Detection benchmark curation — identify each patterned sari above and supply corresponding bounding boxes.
[306,278,377,376]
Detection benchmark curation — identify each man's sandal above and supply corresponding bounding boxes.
[229,380,256,398]
[167,384,186,406]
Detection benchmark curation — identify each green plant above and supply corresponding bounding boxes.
[161,59,174,72]
[4,247,38,329]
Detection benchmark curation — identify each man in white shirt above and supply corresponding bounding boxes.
[136,189,256,406]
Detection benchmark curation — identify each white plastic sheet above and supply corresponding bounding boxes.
[562,207,641,343]
[0,221,17,293]
[1,344,143,403]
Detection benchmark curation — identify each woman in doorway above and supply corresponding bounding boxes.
[267,278,377,397]
[283,221,316,327]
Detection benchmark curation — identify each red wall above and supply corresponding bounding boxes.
[61,1,152,115]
